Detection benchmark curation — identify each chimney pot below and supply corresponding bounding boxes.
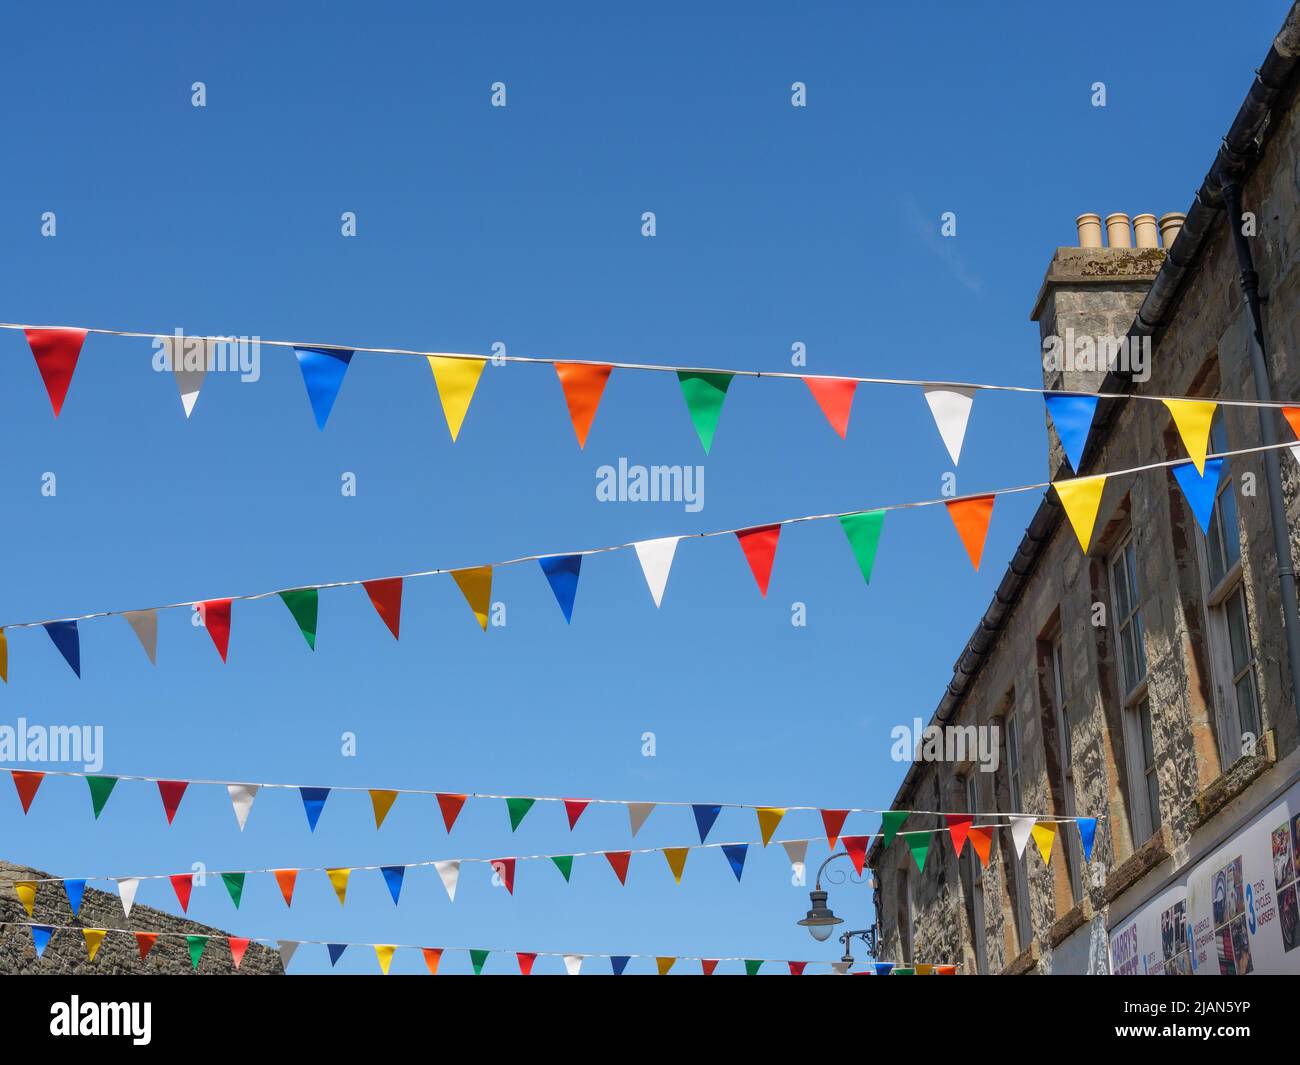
[1105,212,1133,248]
[1132,213,1159,249]
[1159,212,1186,250]
[1075,213,1103,248]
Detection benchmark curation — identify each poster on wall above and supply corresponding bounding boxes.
[1108,778,1300,974]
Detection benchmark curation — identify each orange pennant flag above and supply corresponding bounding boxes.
[1284,407,1300,441]
[422,947,443,975]
[135,932,158,961]
[966,825,994,868]
[554,363,612,448]
[804,377,857,439]
[451,566,492,631]
[369,789,398,829]
[945,495,996,571]
[273,869,298,907]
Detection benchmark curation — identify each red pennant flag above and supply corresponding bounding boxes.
[228,936,250,970]
[274,869,298,907]
[967,826,994,868]
[516,951,537,975]
[362,578,403,640]
[604,850,631,885]
[945,814,974,857]
[563,798,590,830]
[735,524,782,597]
[437,793,467,832]
[200,599,232,662]
[701,959,719,975]
[788,960,808,976]
[156,780,189,825]
[11,770,45,814]
[842,835,870,875]
[945,496,996,571]
[803,377,857,439]
[494,857,516,895]
[135,932,158,961]
[821,809,849,850]
[554,363,613,448]
[170,873,194,913]
[25,327,87,417]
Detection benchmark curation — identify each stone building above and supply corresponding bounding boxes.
[870,3,1300,974]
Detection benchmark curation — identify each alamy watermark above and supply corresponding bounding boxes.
[596,458,704,513]
[1042,329,1150,383]
[0,718,104,772]
[890,716,1000,772]
[151,328,261,382]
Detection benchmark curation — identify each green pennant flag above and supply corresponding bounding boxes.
[677,371,733,454]
[905,831,930,873]
[222,872,245,909]
[187,935,207,970]
[892,967,915,975]
[551,855,574,882]
[744,959,763,976]
[278,588,318,650]
[470,949,489,975]
[506,797,535,832]
[86,776,117,819]
[880,810,908,847]
[839,510,886,584]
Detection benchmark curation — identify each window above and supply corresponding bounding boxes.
[961,773,989,974]
[1110,534,1148,696]
[1002,705,1032,950]
[1047,639,1083,903]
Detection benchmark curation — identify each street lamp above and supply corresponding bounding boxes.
[795,850,878,967]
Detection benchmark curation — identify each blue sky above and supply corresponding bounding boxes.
[0,0,1289,974]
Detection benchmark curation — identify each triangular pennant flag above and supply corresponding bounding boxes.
[506,796,535,831]
[789,961,808,976]
[804,376,857,439]
[63,879,86,916]
[117,878,139,917]
[633,536,680,608]
[1031,821,1057,866]
[227,783,258,831]
[30,925,53,959]
[656,956,676,976]
[326,867,351,906]
[839,511,886,585]
[278,941,299,971]
[199,599,232,662]
[299,786,330,832]
[293,347,354,429]
[427,356,486,441]
[43,620,80,677]
[1163,399,1218,474]
[967,826,993,868]
[164,335,209,418]
[362,578,403,639]
[25,327,87,416]
[627,802,655,836]
[692,804,722,843]
[945,495,996,571]
[677,371,733,453]
[86,775,117,819]
[1077,818,1098,862]
[470,949,490,975]
[604,850,631,885]
[550,855,574,882]
[1172,459,1225,535]
[122,610,158,665]
[369,789,399,829]
[170,873,194,913]
[842,835,870,875]
[782,839,809,867]
[1054,475,1107,552]
[538,554,582,623]
[222,872,245,909]
[437,793,468,832]
[187,935,207,971]
[722,843,749,881]
[663,847,689,884]
[745,959,764,976]
[327,943,348,967]
[493,857,516,895]
[83,928,107,962]
[610,956,630,976]
[563,798,589,829]
[274,869,298,908]
[1010,815,1036,859]
[1283,406,1300,441]
[157,779,189,825]
[422,948,443,975]
[923,385,976,465]
[451,566,492,631]
[700,959,719,976]
[735,524,781,597]
[135,932,158,961]
[15,881,36,917]
[904,831,930,873]
[11,770,44,814]
[880,810,908,847]
[756,807,785,846]
[563,954,584,976]
[1044,393,1099,472]
[381,865,406,904]
[554,362,612,448]
[229,937,250,970]
[821,809,849,850]
[435,860,460,902]
[375,945,397,975]
[516,951,537,976]
[945,814,974,857]
[278,588,318,650]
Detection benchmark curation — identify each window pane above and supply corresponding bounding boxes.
[1235,675,1259,739]
[1133,610,1148,681]
[1126,542,1140,605]
[1147,770,1162,830]
[1226,588,1252,675]
[1207,507,1228,587]
[1218,482,1240,568]
[1112,557,1131,618]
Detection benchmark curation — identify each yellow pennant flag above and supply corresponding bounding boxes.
[428,356,486,442]
[15,881,36,917]
[663,847,689,884]
[326,867,351,906]
[451,566,493,631]
[83,928,107,962]
[374,944,397,975]
[0,628,7,683]
[916,963,934,975]
[369,789,398,829]
[755,807,785,846]
[1031,821,1057,866]
[1053,475,1107,552]
[656,956,676,975]
[1163,399,1217,474]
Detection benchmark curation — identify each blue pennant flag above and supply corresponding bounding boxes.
[1044,393,1099,472]
[1077,817,1098,862]
[875,962,894,976]
[31,925,54,959]
[293,347,354,430]
[692,804,721,843]
[63,879,86,917]
[43,620,81,678]
[722,843,748,882]
[1172,458,1225,535]
[610,955,630,976]
[381,865,405,905]
[327,943,348,966]
[538,554,583,623]
[299,786,330,832]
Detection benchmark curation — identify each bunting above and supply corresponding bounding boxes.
[692,804,721,843]
[627,802,655,836]
[821,809,849,850]
[804,377,857,438]
[735,524,781,597]
[923,385,976,465]
[663,847,689,884]
[1009,815,1036,859]
[228,784,258,831]
[122,610,158,665]
[633,536,679,608]
[451,566,492,631]
[300,786,330,832]
[293,347,354,429]
[43,621,80,678]
[945,814,973,857]
[362,578,403,639]
[157,780,188,825]
[279,589,319,649]
[25,327,86,416]
[199,598,232,662]
[677,371,732,453]
[842,835,870,874]
[564,798,589,829]
[370,789,398,829]
[554,362,612,448]
[967,826,993,867]
[428,356,486,441]
[756,807,785,846]
[1044,393,1099,472]
[945,495,996,571]
[839,511,886,585]
[604,851,631,885]
[1053,474,1107,552]
[83,928,107,962]
[1030,821,1056,866]
[722,844,748,881]
[493,858,516,895]
[1172,459,1225,535]
[1163,399,1218,474]
[538,554,582,623]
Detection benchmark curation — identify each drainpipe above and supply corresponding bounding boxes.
[1220,180,1300,732]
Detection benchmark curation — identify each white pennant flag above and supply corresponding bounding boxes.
[633,536,680,608]
[627,802,655,836]
[1291,445,1300,469]
[563,954,584,976]
[435,860,461,902]
[161,335,211,418]
[278,940,299,970]
[121,610,157,665]
[1010,815,1037,859]
[117,877,140,918]
[923,385,976,465]
[782,839,809,868]
[227,783,259,832]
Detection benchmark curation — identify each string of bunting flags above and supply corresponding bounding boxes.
[0,436,1292,681]
[6,322,1300,465]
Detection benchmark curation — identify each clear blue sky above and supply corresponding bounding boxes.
[0,0,1289,973]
